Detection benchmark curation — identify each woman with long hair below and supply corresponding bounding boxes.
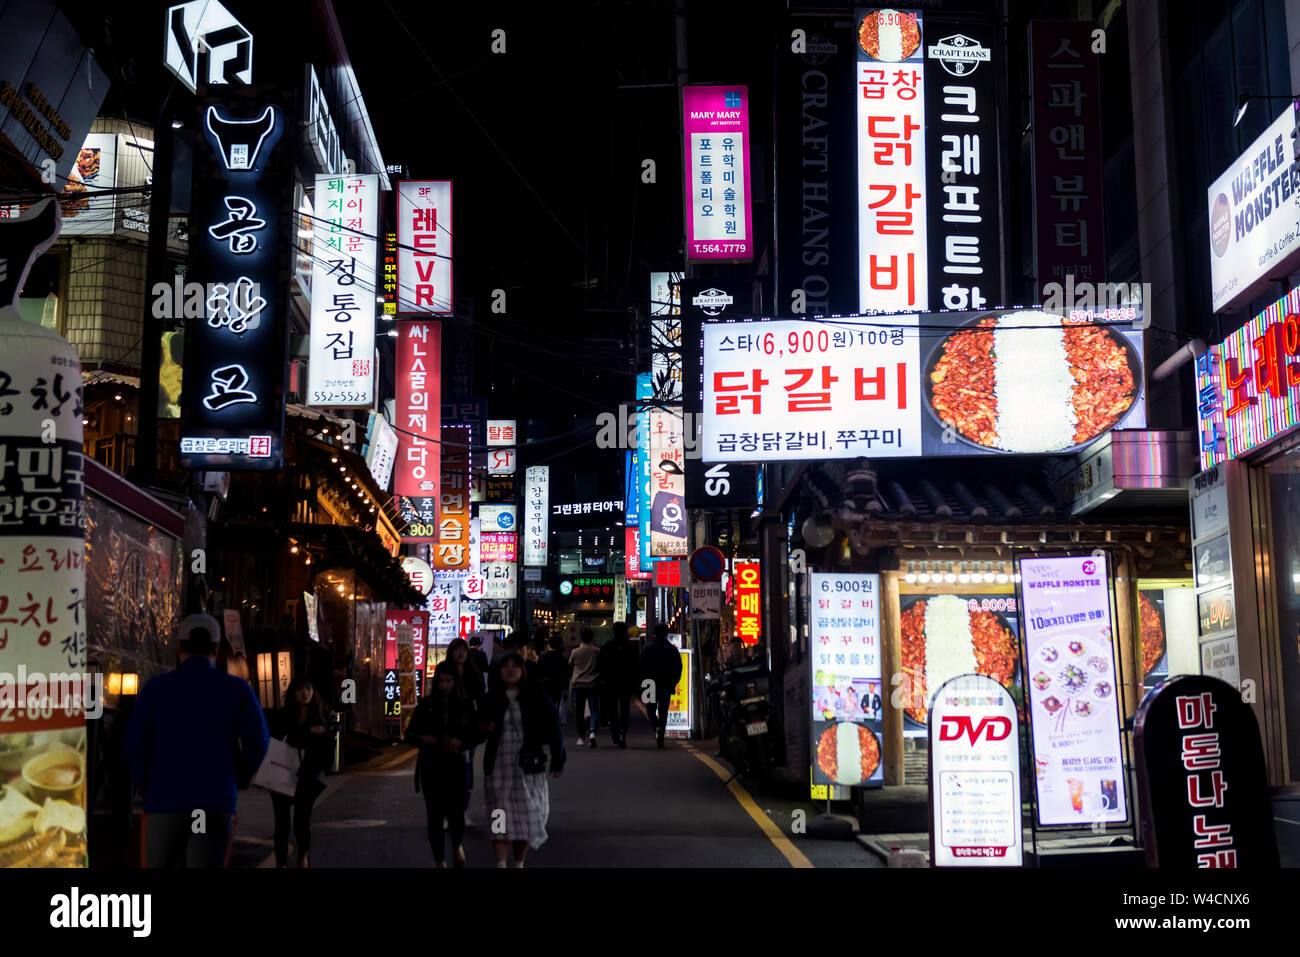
[445,636,487,818]
[481,653,565,867]
[269,675,331,868]
[405,660,481,866]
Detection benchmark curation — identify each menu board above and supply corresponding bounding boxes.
[929,673,1023,867]
[1189,466,1241,686]
[809,573,883,798]
[1018,555,1128,827]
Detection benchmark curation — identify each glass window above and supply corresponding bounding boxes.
[1264,447,1300,780]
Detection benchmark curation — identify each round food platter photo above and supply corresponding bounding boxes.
[1030,633,1116,732]
[814,720,881,787]
[923,310,1142,455]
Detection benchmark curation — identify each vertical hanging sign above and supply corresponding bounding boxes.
[734,560,761,645]
[683,86,753,262]
[307,173,378,407]
[856,8,927,312]
[182,88,296,469]
[395,320,441,542]
[524,465,549,567]
[648,409,687,557]
[433,423,470,568]
[396,181,453,315]
[923,20,999,311]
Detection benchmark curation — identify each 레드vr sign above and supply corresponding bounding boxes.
[165,1,253,94]
[397,181,452,315]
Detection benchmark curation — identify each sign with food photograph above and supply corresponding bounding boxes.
[1018,555,1127,828]
[1136,585,1197,690]
[928,673,1022,867]
[682,86,753,262]
[702,309,1145,461]
[810,573,883,797]
[897,591,1021,737]
[1134,675,1278,867]
[856,7,927,311]
[60,133,117,235]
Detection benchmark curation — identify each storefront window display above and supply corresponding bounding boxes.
[1263,446,1300,780]
[1134,581,1195,691]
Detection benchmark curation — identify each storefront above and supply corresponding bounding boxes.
[1195,285,1300,786]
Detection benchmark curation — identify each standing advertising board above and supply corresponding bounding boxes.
[396,181,452,315]
[702,309,1145,461]
[181,88,296,470]
[928,673,1023,866]
[683,86,753,262]
[1018,554,1128,827]
[307,173,378,407]
[1189,466,1239,686]
[666,649,693,737]
[809,573,883,798]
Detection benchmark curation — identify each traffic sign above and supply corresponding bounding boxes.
[689,546,725,582]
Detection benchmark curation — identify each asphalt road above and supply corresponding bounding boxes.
[230,705,877,868]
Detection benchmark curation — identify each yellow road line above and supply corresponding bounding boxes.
[681,742,814,869]
[375,748,418,771]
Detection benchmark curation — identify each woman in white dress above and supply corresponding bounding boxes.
[481,653,566,867]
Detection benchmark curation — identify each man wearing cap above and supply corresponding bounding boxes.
[125,613,270,867]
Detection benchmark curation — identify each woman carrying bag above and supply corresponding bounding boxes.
[267,676,331,868]
[481,653,565,868]
[405,661,482,867]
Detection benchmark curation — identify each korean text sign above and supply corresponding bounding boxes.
[701,312,1145,460]
[395,321,440,540]
[928,673,1022,867]
[428,576,460,645]
[649,408,687,557]
[857,8,927,311]
[683,86,753,262]
[182,89,295,469]
[1196,287,1300,467]
[396,180,452,315]
[1030,21,1106,297]
[809,573,883,797]
[434,424,470,567]
[524,466,549,567]
[1134,675,1278,867]
[1018,555,1127,827]
[307,173,378,407]
[734,561,761,646]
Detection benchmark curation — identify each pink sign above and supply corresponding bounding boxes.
[683,85,753,262]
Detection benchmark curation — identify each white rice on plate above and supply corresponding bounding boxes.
[992,311,1075,452]
[922,595,977,708]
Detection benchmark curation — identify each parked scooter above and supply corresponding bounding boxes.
[713,658,779,783]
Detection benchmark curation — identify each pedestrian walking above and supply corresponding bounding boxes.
[406,661,482,867]
[445,637,487,821]
[568,628,601,747]
[639,624,683,749]
[268,676,332,868]
[536,634,571,726]
[481,653,565,867]
[598,622,638,748]
[125,613,269,867]
[467,634,490,678]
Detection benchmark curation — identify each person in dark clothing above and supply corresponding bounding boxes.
[598,622,639,748]
[125,614,269,868]
[639,624,683,749]
[467,634,490,678]
[268,675,332,868]
[405,661,482,866]
[568,628,601,747]
[536,634,571,724]
[445,637,487,819]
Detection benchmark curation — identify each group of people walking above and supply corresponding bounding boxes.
[122,614,683,869]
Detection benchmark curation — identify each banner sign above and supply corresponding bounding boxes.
[483,559,517,599]
[734,561,761,645]
[1208,105,1300,313]
[683,85,753,262]
[1030,21,1106,298]
[923,18,999,311]
[810,573,883,798]
[524,465,549,567]
[480,531,517,563]
[307,173,378,407]
[60,133,118,236]
[928,673,1022,866]
[1018,554,1128,828]
[394,320,440,540]
[182,88,295,470]
[649,408,687,557]
[396,180,452,314]
[650,271,683,400]
[856,7,927,312]
[432,424,470,567]
[636,374,655,569]
[364,412,397,491]
[667,649,693,737]
[702,310,1145,460]
[428,576,460,646]
[1134,675,1278,868]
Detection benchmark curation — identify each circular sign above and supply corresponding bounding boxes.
[401,556,434,596]
[462,575,486,599]
[559,580,573,596]
[689,546,725,583]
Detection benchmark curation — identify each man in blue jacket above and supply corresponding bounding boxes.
[125,613,270,867]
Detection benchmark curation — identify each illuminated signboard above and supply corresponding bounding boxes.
[488,447,516,475]
[637,373,655,569]
[650,271,683,400]
[553,500,622,516]
[396,180,452,315]
[734,561,761,645]
[524,466,549,566]
[394,320,440,541]
[480,532,517,563]
[307,173,378,407]
[164,1,252,94]
[428,576,460,645]
[683,86,753,262]
[381,230,397,316]
[649,408,687,556]
[857,8,926,311]
[702,311,1146,460]
[486,420,516,445]
[433,424,470,567]
[1196,287,1300,468]
[483,559,517,599]
[1018,554,1128,828]
[181,89,295,470]
[364,412,397,491]
[479,504,516,533]
[568,576,615,601]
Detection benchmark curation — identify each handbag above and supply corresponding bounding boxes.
[518,742,547,775]
[252,737,300,797]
